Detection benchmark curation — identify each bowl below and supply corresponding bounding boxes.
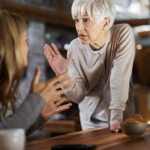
[120,122,147,138]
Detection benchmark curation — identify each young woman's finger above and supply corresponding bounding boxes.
[58,103,72,108]
[55,98,67,106]
[32,67,41,84]
[45,96,61,103]
[46,105,70,118]
[54,78,73,89]
[56,87,72,95]
[55,106,70,113]
[47,72,70,85]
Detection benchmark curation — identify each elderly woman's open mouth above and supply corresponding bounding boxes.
[79,34,87,39]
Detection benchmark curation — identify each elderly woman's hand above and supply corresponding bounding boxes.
[110,123,121,132]
[44,43,73,75]
[41,98,72,120]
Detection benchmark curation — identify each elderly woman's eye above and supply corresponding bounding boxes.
[83,19,89,22]
[75,19,79,22]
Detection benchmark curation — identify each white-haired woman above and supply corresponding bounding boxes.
[44,0,135,132]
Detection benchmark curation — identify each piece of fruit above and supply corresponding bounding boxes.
[130,114,144,123]
[124,118,137,124]
[136,121,143,124]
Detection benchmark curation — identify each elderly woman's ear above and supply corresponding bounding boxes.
[103,18,111,30]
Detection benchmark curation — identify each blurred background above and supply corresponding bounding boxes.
[0,0,150,142]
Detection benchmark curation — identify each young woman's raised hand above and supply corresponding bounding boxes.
[44,43,73,75]
[41,98,72,120]
[30,67,73,103]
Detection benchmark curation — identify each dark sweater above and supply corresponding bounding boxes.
[0,92,47,136]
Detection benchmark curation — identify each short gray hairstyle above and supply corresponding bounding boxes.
[71,0,116,30]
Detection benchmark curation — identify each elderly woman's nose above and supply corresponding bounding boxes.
[78,24,84,31]
[76,21,84,30]
[79,26,84,31]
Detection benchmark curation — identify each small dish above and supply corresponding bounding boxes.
[120,122,147,138]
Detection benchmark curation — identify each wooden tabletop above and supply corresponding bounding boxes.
[26,125,150,150]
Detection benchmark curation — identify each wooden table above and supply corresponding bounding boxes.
[26,125,150,150]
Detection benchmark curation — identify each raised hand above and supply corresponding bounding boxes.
[30,67,73,103]
[41,98,72,120]
[44,43,73,75]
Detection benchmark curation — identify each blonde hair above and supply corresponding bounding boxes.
[0,11,26,116]
[71,0,116,30]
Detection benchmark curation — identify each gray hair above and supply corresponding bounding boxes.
[71,0,116,30]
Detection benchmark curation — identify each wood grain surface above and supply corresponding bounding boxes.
[43,120,76,133]
[26,125,150,150]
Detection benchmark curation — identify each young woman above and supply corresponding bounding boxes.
[0,11,73,136]
[44,0,135,132]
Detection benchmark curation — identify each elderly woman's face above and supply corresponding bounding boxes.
[75,13,105,44]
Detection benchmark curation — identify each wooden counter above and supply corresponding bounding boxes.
[26,125,150,150]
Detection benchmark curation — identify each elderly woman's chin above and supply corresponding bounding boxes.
[79,38,90,45]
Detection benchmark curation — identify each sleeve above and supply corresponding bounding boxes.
[26,114,46,136]
[109,24,135,125]
[0,92,45,132]
[110,110,123,126]
[60,43,86,104]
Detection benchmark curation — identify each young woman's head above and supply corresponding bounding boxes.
[0,11,28,116]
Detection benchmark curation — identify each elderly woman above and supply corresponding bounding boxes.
[44,0,135,132]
